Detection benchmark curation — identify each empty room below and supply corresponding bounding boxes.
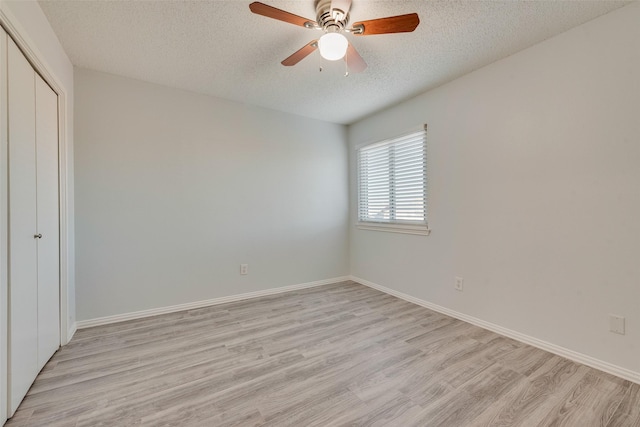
[1,0,639,425]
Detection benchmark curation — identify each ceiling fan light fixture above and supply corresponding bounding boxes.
[318,32,348,61]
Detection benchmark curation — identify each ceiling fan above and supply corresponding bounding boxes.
[249,0,420,73]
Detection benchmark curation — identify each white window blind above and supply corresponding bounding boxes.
[357,126,428,232]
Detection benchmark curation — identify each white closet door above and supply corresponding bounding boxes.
[7,39,38,415]
[1,25,9,426]
[35,75,60,369]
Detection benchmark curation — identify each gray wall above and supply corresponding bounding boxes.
[349,3,640,375]
[75,69,349,320]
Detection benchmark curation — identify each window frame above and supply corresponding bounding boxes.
[356,125,430,236]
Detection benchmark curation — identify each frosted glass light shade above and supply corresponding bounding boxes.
[318,33,348,61]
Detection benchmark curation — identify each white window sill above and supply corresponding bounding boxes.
[356,221,431,236]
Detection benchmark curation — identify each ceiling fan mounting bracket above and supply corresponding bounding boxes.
[315,0,349,33]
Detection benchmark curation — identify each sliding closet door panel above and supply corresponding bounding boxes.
[7,39,38,414]
[35,75,60,369]
[1,26,9,426]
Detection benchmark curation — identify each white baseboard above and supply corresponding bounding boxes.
[66,323,77,344]
[76,276,350,329]
[350,275,640,385]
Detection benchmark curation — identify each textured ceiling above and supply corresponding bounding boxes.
[39,0,630,124]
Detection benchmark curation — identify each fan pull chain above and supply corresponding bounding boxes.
[344,48,349,77]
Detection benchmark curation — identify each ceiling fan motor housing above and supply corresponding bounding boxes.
[315,0,349,33]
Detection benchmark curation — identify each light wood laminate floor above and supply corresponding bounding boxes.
[6,281,640,426]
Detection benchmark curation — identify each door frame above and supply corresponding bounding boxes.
[0,7,73,423]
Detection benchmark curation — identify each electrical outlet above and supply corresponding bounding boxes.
[609,314,625,335]
[240,264,248,275]
[454,276,464,291]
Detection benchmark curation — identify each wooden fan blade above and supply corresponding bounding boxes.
[345,43,367,73]
[281,41,318,66]
[352,13,420,35]
[249,2,315,28]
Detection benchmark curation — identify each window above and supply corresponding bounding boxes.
[357,125,429,235]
